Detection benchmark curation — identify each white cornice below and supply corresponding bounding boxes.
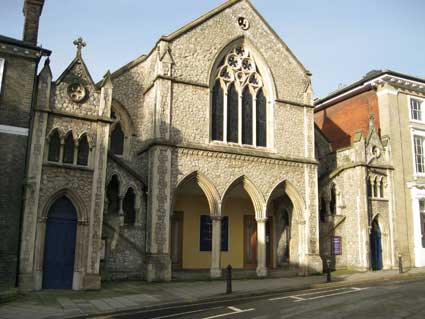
[368,74,425,92]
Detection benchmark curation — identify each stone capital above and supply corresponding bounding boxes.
[255,217,268,223]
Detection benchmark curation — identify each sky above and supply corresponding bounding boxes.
[1,0,424,98]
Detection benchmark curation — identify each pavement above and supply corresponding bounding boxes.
[1,268,425,319]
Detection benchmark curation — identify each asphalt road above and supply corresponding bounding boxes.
[109,277,425,319]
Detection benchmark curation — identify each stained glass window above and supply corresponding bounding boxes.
[227,84,238,143]
[256,88,267,147]
[242,86,253,145]
[212,80,224,141]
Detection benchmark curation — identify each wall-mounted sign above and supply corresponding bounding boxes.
[331,236,342,255]
[0,58,5,94]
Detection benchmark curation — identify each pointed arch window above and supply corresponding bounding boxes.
[48,130,60,162]
[227,83,238,143]
[256,88,267,147]
[123,188,136,225]
[77,134,89,166]
[63,133,75,164]
[111,123,124,156]
[212,81,223,141]
[211,46,267,147]
[242,86,252,145]
[107,175,120,215]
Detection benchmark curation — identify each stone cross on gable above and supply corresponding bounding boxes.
[73,37,86,56]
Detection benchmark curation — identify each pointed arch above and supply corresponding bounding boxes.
[111,123,124,156]
[208,37,276,148]
[77,134,89,166]
[63,131,75,164]
[222,176,265,218]
[208,36,277,100]
[176,171,221,216]
[266,180,306,223]
[41,188,88,222]
[48,128,61,162]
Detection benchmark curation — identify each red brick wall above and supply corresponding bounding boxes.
[314,90,380,151]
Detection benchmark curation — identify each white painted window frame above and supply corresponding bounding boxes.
[408,95,425,124]
[411,128,425,177]
[0,58,5,94]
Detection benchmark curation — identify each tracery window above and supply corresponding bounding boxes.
[212,47,267,147]
[48,130,61,162]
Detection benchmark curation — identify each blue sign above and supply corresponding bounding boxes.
[331,236,342,256]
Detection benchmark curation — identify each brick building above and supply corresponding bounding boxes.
[0,0,50,296]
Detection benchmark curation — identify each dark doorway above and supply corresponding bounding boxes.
[370,219,383,271]
[43,196,77,289]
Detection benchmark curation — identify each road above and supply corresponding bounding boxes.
[107,277,425,319]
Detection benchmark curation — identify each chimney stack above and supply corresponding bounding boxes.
[22,0,45,45]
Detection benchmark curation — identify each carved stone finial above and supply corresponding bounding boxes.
[73,37,86,56]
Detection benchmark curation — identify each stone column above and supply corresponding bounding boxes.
[118,195,124,225]
[145,145,172,282]
[256,217,268,277]
[210,216,222,278]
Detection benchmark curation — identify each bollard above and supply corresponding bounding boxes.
[326,258,332,283]
[226,264,232,294]
[399,255,403,274]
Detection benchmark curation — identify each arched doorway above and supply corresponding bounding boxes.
[43,196,77,289]
[221,177,267,271]
[266,181,304,270]
[172,174,215,270]
[370,218,383,271]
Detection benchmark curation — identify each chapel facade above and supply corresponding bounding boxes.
[12,0,323,291]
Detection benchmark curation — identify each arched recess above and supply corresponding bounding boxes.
[172,171,221,270]
[110,99,135,159]
[176,171,221,217]
[265,180,306,270]
[208,37,276,149]
[371,213,391,270]
[222,176,266,218]
[34,189,88,290]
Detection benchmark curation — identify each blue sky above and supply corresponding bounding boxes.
[1,0,424,98]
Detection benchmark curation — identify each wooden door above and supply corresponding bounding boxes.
[244,215,257,268]
[171,211,183,269]
[43,197,77,289]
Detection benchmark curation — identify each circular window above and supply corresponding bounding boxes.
[238,17,250,30]
[67,82,87,103]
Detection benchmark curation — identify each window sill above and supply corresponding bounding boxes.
[44,161,93,172]
[368,197,388,202]
[209,140,274,152]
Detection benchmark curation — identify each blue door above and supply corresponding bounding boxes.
[370,219,383,271]
[43,196,77,289]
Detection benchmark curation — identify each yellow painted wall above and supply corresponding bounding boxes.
[174,194,254,269]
